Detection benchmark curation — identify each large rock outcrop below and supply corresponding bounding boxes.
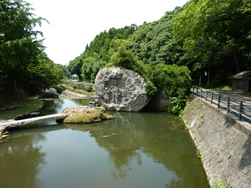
[95,66,149,111]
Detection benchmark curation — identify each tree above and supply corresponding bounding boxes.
[28,53,64,92]
[172,0,251,86]
[107,39,146,79]
[147,63,191,114]
[0,0,47,88]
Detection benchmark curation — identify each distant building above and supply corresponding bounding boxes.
[229,71,251,93]
[71,74,78,81]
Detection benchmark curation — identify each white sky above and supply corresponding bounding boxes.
[28,0,188,65]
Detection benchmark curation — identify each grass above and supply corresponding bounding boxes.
[212,180,232,188]
[214,86,232,91]
[193,84,232,91]
[0,99,42,120]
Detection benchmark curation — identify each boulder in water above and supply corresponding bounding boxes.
[95,66,149,111]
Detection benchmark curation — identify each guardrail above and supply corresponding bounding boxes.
[191,87,251,124]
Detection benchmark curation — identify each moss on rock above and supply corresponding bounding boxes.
[63,106,113,124]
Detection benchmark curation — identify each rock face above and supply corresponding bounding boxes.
[147,90,172,111]
[95,66,149,111]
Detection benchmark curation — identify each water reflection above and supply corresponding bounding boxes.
[41,99,90,115]
[0,99,209,188]
[66,112,209,187]
[0,132,46,188]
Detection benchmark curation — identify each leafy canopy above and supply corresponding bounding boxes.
[0,0,64,92]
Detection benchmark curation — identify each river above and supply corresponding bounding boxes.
[0,99,209,188]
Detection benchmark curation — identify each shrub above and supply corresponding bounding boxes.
[147,64,191,115]
[145,81,157,97]
[106,42,147,80]
[73,84,78,90]
[212,180,232,188]
[54,85,65,94]
[84,84,93,92]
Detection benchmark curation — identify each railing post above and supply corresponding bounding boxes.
[211,92,213,104]
[227,97,230,113]
[239,101,243,120]
[218,94,221,108]
[205,90,207,101]
[200,89,202,97]
[196,88,198,95]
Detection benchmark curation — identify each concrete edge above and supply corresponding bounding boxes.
[193,96,251,137]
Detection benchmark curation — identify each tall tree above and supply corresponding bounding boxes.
[0,0,46,87]
[172,0,251,85]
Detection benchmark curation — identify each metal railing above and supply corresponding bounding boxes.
[191,87,251,124]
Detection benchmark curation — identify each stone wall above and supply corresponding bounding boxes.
[183,97,251,188]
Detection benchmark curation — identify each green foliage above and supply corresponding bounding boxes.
[106,39,147,79]
[145,81,157,97]
[197,149,201,159]
[84,85,93,92]
[27,53,65,92]
[54,85,66,94]
[212,180,232,188]
[147,64,191,114]
[0,0,63,93]
[68,25,137,81]
[173,0,251,86]
[81,54,106,82]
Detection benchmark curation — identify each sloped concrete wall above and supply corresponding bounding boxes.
[183,97,251,188]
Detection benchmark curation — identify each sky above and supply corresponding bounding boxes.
[27,0,188,65]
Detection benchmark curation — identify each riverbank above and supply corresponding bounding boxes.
[183,97,251,187]
[60,89,95,99]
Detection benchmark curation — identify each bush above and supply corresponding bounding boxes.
[84,84,93,92]
[40,92,58,99]
[147,64,191,115]
[145,81,157,97]
[106,43,147,80]
[212,180,232,188]
[54,85,65,94]
[72,84,78,90]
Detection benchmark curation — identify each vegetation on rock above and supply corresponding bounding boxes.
[63,108,113,124]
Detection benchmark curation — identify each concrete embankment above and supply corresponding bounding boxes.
[183,97,251,188]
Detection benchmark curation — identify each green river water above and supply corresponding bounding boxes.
[0,99,209,188]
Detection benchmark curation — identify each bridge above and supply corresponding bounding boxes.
[0,113,67,134]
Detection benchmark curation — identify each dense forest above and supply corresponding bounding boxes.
[1,0,250,114]
[69,0,251,86]
[0,0,65,93]
[68,0,250,113]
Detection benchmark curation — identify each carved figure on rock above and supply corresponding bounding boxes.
[95,67,149,112]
